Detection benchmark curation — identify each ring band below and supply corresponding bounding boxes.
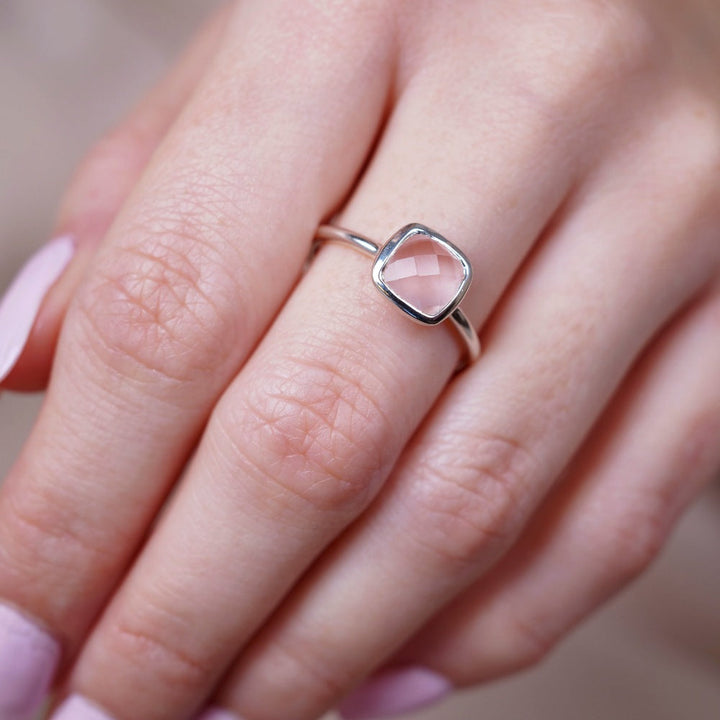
[310,222,481,372]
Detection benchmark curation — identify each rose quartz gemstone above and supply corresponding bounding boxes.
[381,233,465,317]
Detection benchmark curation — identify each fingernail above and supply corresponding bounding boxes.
[50,694,115,720]
[0,602,61,720]
[338,666,453,719]
[195,707,245,720]
[0,234,75,383]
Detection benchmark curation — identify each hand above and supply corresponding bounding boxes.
[1,2,719,720]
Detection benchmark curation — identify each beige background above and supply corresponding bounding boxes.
[1,1,719,718]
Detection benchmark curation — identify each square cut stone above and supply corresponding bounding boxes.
[380,232,466,318]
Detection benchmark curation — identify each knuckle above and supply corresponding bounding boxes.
[106,606,213,695]
[278,639,349,702]
[227,633,353,716]
[675,102,720,189]
[564,0,659,76]
[407,427,538,568]
[255,635,351,710]
[58,126,152,235]
[0,485,119,611]
[220,348,394,515]
[647,98,720,268]
[81,124,150,179]
[603,502,669,581]
[60,122,155,229]
[287,0,389,29]
[521,0,661,111]
[76,208,247,384]
[267,0,394,70]
[501,609,557,671]
[679,407,720,477]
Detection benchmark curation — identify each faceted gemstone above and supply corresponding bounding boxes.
[381,233,465,317]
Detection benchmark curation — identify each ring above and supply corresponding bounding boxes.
[310,222,481,372]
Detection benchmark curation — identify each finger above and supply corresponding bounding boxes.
[210,104,719,720]
[49,8,599,718]
[384,284,720,696]
[0,0,392,717]
[0,4,230,392]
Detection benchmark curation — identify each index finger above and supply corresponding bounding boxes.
[0,4,231,392]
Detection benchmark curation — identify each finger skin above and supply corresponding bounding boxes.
[393,285,720,688]
[4,5,719,720]
[0,0,392,705]
[209,99,719,720]
[0,7,226,717]
[0,4,230,392]
[58,3,597,715]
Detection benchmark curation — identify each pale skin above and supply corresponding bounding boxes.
[2,1,720,719]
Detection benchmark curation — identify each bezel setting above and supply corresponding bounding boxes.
[371,223,472,325]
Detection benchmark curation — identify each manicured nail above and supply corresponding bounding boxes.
[0,602,61,720]
[195,707,245,720]
[50,694,115,720]
[339,666,453,720]
[0,234,75,383]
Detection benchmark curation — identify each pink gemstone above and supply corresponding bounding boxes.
[381,233,465,317]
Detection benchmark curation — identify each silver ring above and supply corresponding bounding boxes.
[310,222,481,372]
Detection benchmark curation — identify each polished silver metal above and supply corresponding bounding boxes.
[311,222,481,370]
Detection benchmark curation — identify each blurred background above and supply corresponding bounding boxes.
[1,1,719,718]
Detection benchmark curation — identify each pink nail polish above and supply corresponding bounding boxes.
[0,235,75,383]
[0,602,61,720]
[50,694,115,720]
[338,666,453,720]
[195,707,244,720]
